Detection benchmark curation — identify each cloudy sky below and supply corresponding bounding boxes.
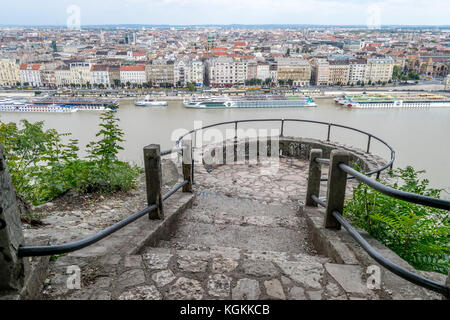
[1,0,449,26]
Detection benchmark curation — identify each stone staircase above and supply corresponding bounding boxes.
[125,191,380,300]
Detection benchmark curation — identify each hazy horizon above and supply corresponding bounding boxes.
[1,0,449,27]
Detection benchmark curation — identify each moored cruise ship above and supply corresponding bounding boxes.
[335,93,450,109]
[183,95,317,108]
[29,97,119,111]
[0,103,77,113]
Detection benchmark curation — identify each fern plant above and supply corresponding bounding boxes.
[344,165,449,274]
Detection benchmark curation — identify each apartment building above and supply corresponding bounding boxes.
[148,59,174,86]
[20,63,42,86]
[0,58,20,86]
[174,59,204,86]
[55,65,71,86]
[120,65,146,84]
[256,62,271,81]
[206,56,248,86]
[91,65,111,86]
[328,60,350,85]
[276,57,311,86]
[311,58,329,86]
[69,62,92,85]
[109,65,121,86]
[365,58,394,83]
[185,60,204,86]
[247,61,258,80]
[348,59,367,84]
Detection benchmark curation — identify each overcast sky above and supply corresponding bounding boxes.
[1,0,449,26]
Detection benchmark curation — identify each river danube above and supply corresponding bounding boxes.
[1,99,449,196]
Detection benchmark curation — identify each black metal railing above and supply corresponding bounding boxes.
[308,153,450,298]
[18,146,192,257]
[18,118,448,298]
[175,118,396,180]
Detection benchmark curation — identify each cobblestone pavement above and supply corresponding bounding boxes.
[42,158,387,300]
[193,157,358,205]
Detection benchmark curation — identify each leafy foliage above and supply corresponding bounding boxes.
[0,109,139,206]
[344,166,449,274]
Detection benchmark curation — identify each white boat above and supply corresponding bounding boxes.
[337,93,450,109]
[183,95,317,108]
[135,95,168,106]
[0,102,78,113]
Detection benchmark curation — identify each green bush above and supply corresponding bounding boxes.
[0,109,140,206]
[344,166,449,274]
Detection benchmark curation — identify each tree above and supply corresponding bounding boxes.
[392,65,402,80]
[86,109,124,166]
[187,82,196,91]
[286,48,291,56]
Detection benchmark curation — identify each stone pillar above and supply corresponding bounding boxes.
[324,150,349,230]
[143,144,164,220]
[305,149,323,207]
[0,143,25,292]
[182,140,193,193]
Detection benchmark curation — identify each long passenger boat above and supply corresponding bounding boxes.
[183,95,316,108]
[28,97,119,111]
[335,93,450,109]
[0,103,77,113]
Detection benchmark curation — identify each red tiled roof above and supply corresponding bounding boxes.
[120,65,145,71]
[20,64,41,70]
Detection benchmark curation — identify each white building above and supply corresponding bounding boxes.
[256,62,271,81]
[365,58,394,83]
[55,66,71,86]
[91,65,111,86]
[207,57,248,86]
[20,64,42,86]
[120,65,146,84]
[348,59,367,84]
[0,58,20,86]
[69,62,92,85]
[186,60,204,86]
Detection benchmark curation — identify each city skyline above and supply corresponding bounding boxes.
[1,0,450,27]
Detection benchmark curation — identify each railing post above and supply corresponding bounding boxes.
[326,123,331,142]
[305,149,323,207]
[280,119,285,137]
[366,135,371,153]
[0,143,26,293]
[324,149,350,230]
[446,270,450,300]
[182,140,193,192]
[143,144,164,219]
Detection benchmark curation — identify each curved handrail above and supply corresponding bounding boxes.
[339,163,450,210]
[310,156,450,298]
[173,118,395,179]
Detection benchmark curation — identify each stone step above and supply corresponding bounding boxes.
[192,190,300,217]
[162,220,309,254]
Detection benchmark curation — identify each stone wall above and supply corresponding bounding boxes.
[0,143,25,294]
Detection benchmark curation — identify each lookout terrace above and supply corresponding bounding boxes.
[0,119,449,300]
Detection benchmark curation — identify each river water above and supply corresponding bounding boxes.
[1,98,449,195]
